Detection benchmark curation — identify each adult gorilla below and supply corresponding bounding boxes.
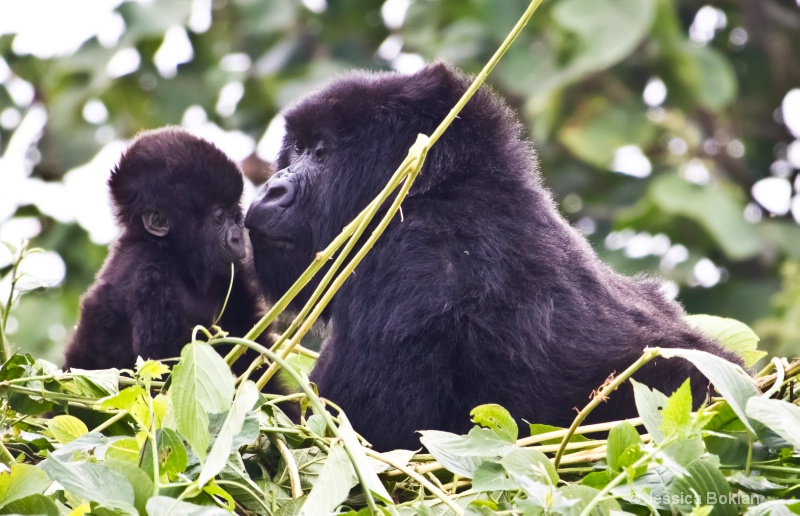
[246,63,741,451]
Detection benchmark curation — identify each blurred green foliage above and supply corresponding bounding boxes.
[1,0,799,363]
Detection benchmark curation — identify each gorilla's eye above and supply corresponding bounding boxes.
[213,207,225,224]
[293,141,303,154]
[314,144,326,162]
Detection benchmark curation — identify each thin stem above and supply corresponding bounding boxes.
[0,253,21,364]
[364,448,463,516]
[214,480,272,514]
[211,337,383,514]
[272,434,302,498]
[553,348,660,468]
[256,158,427,389]
[428,0,544,146]
[578,443,668,516]
[213,261,236,327]
[91,411,128,434]
[0,441,15,466]
[517,417,643,447]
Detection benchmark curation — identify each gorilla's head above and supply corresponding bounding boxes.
[109,128,247,278]
[245,63,526,309]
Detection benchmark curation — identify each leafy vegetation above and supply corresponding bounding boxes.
[2,240,800,515]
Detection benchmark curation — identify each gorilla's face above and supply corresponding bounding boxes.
[245,134,324,305]
[245,64,467,308]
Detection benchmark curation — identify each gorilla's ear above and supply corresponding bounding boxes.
[143,210,170,237]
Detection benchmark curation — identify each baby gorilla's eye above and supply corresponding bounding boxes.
[214,207,225,224]
[293,141,303,154]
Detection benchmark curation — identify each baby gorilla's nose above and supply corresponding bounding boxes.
[227,225,246,260]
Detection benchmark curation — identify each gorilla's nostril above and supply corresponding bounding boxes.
[261,176,297,208]
[265,184,288,202]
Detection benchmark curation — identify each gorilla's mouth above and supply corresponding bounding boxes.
[250,232,296,251]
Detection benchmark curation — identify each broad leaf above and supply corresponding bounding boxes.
[607,422,643,473]
[47,415,88,444]
[0,494,58,516]
[0,463,51,509]
[70,368,120,397]
[631,380,668,444]
[746,398,800,450]
[686,315,765,367]
[470,404,518,443]
[659,379,693,439]
[172,343,235,460]
[337,414,392,503]
[666,461,737,516]
[501,448,558,485]
[145,497,229,515]
[39,455,135,508]
[198,380,259,486]
[298,442,357,516]
[419,427,517,478]
[105,458,154,516]
[657,348,759,433]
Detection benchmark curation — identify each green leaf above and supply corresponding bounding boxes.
[659,379,693,439]
[500,448,558,486]
[70,368,120,397]
[47,415,88,444]
[298,442,357,516]
[685,315,765,367]
[552,0,655,73]
[96,385,147,412]
[676,45,737,112]
[631,379,669,444]
[39,454,135,508]
[746,398,800,450]
[500,0,655,97]
[744,500,800,515]
[171,343,235,460]
[336,414,392,503]
[202,482,235,512]
[559,484,622,515]
[0,463,51,509]
[144,496,230,515]
[136,358,170,381]
[277,354,316,392]
[559,98,656,169]
[105,458,155,516]
[141,428,189,479]
[0,494,58,516]
[198,380,259,486]
[607,422,644,473]
[657,348,759,434]
[106,437,141,465]
[666,461,737,516]
[472,461,516,492]
[470,404,518,443]
[646,175,762,261]
[419,427,517,478]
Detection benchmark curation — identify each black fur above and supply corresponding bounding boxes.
[65,128,278,386]
[246,64,743,451]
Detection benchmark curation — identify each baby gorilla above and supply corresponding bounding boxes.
[246,63,743,451]
[65,128,272,375]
